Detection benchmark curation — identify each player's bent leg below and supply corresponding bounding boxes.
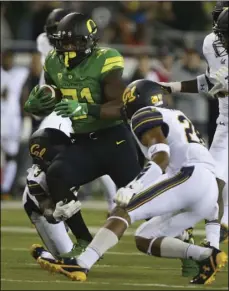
[204,203,220,249]
[134,211,227,284]
[210,123,228,243]
[134,214,199,277]
[23,192,74,272]
[46,156,94,245]
[58,206,131,281]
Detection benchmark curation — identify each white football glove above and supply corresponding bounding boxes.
[53,200,81,221]
[114,180,143,207]
[208,67,228,97]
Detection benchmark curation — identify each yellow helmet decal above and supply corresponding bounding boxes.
[30,144,46,160]
[122,86,136,105]
[86,19,97,34]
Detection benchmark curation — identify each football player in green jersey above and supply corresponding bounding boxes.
[24,12,142,262]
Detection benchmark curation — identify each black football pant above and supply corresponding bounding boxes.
[47,124,142,202]
[46,124,142,242]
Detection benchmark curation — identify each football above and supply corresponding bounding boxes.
[39,84,62,103]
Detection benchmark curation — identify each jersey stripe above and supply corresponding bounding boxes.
[27,180,46,196]
[126,166,194,212]
[104,56,123,65]
[131,108,163,139]
[101,61,124,74]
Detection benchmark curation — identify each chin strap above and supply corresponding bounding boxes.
[64,52,77,67]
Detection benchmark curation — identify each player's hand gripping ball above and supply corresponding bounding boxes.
[25,84,62,116]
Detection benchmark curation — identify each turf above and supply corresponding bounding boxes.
[1,203,228,290]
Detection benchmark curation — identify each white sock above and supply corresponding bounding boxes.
[77,227,118,269]
[99,175,117,212]
[159,237,212,261]
[205,222,220,249]
[41,250,56,260]
[2,160,17,193]
[186,244,212,261]
[221,183,228,226]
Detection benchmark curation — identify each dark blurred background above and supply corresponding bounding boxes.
[1,1,219,198]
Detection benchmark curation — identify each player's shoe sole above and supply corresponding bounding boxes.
[37,257,63,273]
[60,267,87,282]
[58,258,88,281]
[190,249,228,284]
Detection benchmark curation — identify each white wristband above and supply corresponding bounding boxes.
[169,82,182,93]
[147,143,170,160]
[197,74,210,93]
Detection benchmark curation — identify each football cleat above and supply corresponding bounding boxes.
[220,224,228,243]
[37,256,63,273]
[190,247,228,284]
[61,239,89,258]
[58,258,88,281]
[181,228,199,277]
[30,244,46,260]
[31,244,61,272]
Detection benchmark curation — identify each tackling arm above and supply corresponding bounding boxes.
[114,108,170,207]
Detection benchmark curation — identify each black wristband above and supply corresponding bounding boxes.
[87,104,101,118]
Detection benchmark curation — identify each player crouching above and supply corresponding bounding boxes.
[23,128,90,272]
[55,80,227,284]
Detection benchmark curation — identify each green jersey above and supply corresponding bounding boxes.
[44,47,124,134]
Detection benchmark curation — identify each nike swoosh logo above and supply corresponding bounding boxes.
[116,140,125,145]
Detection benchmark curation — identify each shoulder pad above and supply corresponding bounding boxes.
[96,47,124,77]
[43,49,56,72]
[131,107,163,140]
[203,33,215,55]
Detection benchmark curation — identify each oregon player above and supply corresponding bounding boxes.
[24,13,142,251]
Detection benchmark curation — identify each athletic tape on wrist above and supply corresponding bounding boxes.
[147,143,170,160]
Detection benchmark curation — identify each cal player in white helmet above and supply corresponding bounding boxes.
[159,2,228,244]
[36,8,117,213]
[54,80,227,285]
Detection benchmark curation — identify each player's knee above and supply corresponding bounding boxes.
[135,236,151,254]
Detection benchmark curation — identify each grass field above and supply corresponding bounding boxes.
[1,201,228,290]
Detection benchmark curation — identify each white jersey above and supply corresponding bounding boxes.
[37,32,53,85]
[130,106,215,174]
[23,165,49,208]
[203,32,228,123]
[37,32,52,66]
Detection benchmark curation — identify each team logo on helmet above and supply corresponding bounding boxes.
[30,144,46,160]
[123,86,137,105]
[86,19,97,34]
[151,94,163,106]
